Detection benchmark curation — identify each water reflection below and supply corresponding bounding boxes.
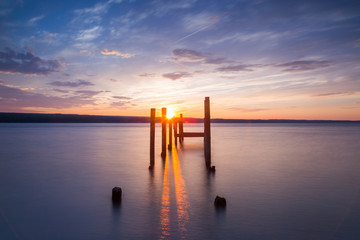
[160,154,171,239]
[159,147,190,239]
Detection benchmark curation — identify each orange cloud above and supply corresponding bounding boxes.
[101,49,134,58]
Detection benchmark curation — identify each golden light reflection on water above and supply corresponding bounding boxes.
[160,156,170,239]
[160,146,190,239]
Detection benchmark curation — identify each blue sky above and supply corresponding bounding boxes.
[0,0,359,119]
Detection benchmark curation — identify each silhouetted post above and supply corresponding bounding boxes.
[204,97,211,167]
[168,119,172,150]
[161,108,167,158]
[150,108,155,167]
[179,114,184,144]
[174,118,178,146]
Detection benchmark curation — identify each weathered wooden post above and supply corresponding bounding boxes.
[204,97,211,167]
[174,118,178,146]
[161,108,167,158]
[168,118,172,150]
[179,114,184,144]
[150,108,155,168]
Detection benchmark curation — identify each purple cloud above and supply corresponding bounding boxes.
[216,64,253,72]
[49,80,94,87]
[0,47,62,75]
[162,72,192,80]
[312,92,354,97]
[277,60,331,72]
[113,96,132,100]
[172,49,205,62]
[0,84,94,111]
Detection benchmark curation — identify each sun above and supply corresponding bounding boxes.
[166,109,175,119]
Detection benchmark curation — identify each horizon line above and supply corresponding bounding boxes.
[0,112,359,122]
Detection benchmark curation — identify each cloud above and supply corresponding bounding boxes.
[312,92,355,97]
[277,60,331,72]
[0,48,62,75]
[75,90,102,97]
[229,107,269,112]
[52,89,69,93]
[101,49,134,58]
[72,0,122,27]
[136,73,156,78]
[162,72,192,80]
[216,64,253,72]
[172,49,205,62]
[113,96,132,100]
[153,0,196,16]
[0,84,95,110]
[204,57,232,65]
[28,15,44,25]
[76,26,103,41]
[49,80,94,87]
[171,48,233,65]
[109,78,121,82]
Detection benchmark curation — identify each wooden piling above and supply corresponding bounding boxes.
[161,108,167,158]
[150,108,155,167]
[179,114,184,144]
[204,97,211,167]
[168,119,172,150]
[174,118,178,146]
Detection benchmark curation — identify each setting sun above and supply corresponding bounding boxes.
[167,109,175,119]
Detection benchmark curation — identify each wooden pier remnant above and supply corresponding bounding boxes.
[168,119,172,150]
[150,108,155,168]
[204,97,211,167]
[179,114,184,143]
[174,119,178,146]
[149,97,212,169]
[161,108,167,158]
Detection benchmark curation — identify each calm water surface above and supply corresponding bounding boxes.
[1,123,360,239]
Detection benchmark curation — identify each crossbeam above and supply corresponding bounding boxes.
[178,132,204,137]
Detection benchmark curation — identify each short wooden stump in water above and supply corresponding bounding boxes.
[214,195,226,207]
[112,187,122,202]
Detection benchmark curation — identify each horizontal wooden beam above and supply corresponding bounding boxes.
[180,132,205,137]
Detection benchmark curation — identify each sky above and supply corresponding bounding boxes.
[0,0,359,120]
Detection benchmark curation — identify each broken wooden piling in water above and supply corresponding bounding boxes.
[168,119,172,150]
[161,107,166,158]
[204,97,211,167]
[174,119,178,146]
[150,108,155,168]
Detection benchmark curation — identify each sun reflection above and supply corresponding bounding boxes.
[160,158,171,239]
[172,147,190,237]
[159,145,190,239]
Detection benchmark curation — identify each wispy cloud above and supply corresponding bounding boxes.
[0,48,62,75]
[75,90,102,97]
[228,107,269,112]
[162,72,192,80]
[101,49,134,58]
[0,84,95,110]
[28,15,45,25]
[171,48,232,65]
[113,96,132,100]
[216,64,253,72]
[49,80,94,87]
[172,49,205,62]
[176,12,219,42]
[135,73,156,78]
[76,26,103,41]
[277,60,331,72]
[312,91,355,97]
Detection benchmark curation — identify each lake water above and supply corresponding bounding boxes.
[1,123,360,240]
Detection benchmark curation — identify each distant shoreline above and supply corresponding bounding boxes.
[1,112,359,123]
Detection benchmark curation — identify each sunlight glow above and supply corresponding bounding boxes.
[167,109,175,119]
